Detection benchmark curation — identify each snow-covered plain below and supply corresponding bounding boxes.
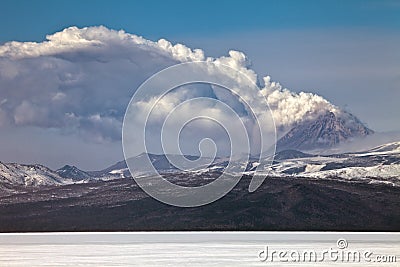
[0,232,398,266]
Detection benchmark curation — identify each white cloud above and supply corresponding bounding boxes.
[0,25,342,147]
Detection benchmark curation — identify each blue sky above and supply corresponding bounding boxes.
[0,0,399,169]
[1,0,399,43]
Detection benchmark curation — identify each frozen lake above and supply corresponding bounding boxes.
[0,232,399,266]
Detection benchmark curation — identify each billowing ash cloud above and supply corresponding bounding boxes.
[260,76,339,132]
[0,26,341,144]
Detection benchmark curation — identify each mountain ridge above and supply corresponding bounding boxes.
[1,141,399,188]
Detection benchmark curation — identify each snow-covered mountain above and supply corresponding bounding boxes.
[252,141,400,186]
[276,111,374,152]
[0,162,73,186]
[99,141,400,186]
[1,141,399,188]
[56,165,93,181]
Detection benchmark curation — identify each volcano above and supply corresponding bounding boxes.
[276,111,374,151]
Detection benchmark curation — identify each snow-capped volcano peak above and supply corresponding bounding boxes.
[276,111,373,152]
